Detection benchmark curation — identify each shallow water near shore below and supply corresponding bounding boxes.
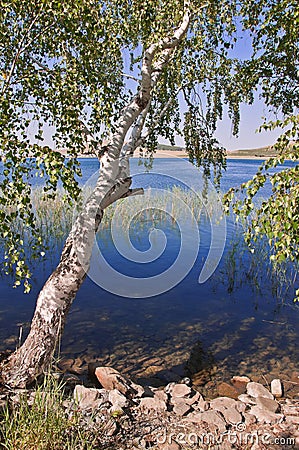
[0,158,298,396]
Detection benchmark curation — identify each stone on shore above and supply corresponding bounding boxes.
[94,366,132,395]
[187,410,227,432]
[246,381,274,399]
[255,396,280,413]
[139,396,167,412]
[171,398,192,416]
[168,383,192,398]
[248,405,283,424]
[5,364,299,450]
[217,381,239,399]
[210,396,238,410]
[73,385,108,411]
[238,393,256,404]
[271,379,283,398]
[108,389,129,411]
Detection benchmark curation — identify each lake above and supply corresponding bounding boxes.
[0,157,298,397]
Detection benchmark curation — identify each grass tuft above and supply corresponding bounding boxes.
[0,373,98,450]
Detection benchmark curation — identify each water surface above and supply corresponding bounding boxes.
[0,158,298,395]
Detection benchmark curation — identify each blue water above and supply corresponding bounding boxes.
[75,156,297,191]
[0,158,298,388]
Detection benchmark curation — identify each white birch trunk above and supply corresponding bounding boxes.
[0,8,190,387]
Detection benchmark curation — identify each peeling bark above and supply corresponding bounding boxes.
[0,7,191,387]
[1,178,135,387]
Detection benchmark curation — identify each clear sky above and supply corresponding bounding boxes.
[165,27,283,151]
[214,103,283,151]
[159,98,282,151]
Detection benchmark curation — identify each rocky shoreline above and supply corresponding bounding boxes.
[2,365,298,449]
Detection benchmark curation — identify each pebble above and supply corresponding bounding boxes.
[200,410,227,432]
[271,378,283,398]
[188,410,227,432]
[238,393,256,404]
[73,385,107,411]
[94,367,132,395]
[215,405,243,424]
[196,394,210,411]
[139,396,167,412]
[172,399,192,416]
[231,375,251,384]
[210,396,237,410]
[185,390,200,405]
[169,383,192,398]
[108,389,129,411]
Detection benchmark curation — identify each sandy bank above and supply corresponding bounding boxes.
[75,149,274,160]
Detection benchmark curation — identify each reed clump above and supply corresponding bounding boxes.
[3,185,220,247]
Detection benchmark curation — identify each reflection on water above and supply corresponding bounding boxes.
[0,158,298,397]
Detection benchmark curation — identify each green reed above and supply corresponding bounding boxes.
[1,186,296,300]
[0,373,99,450]
[4,185,221,247]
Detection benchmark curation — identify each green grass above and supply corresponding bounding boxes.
[0,373,98,450]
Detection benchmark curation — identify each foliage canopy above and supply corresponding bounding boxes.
[223,0,299,299]
[0,0,298,296]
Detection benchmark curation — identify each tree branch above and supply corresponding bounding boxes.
[137,85,183,148]
[1,13,41,95]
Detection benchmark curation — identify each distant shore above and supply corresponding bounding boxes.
[135,149,277,159]
[75,149,274,159]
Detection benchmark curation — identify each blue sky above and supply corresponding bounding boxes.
[158,98,282,151]
[214,102,283,151]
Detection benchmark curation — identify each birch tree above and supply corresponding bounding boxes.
[0,0,297,387]
[0,0,237,387]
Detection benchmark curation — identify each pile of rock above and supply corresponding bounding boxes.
[67,366,298,449]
